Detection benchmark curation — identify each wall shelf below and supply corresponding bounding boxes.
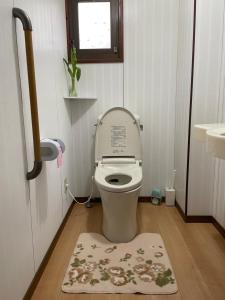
[64,96,97,101]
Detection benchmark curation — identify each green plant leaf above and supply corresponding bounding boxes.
[63,58,69,67]
[67,67,73,78]
[63,46,80,82]
[63,58,73,78]
[76,67,81,81]
[71,47,77,65]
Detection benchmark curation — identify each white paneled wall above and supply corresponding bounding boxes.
[14,0,73,269]
[213,160,225,228]
[124,0,179,195]
[212,6,225,228]
[51,1,74,218]
[72,64,123,196]
[72,0,179,196]
[188,0,225,215]
[0,1,73,298]
[174,0,194,212]
[0,0,73,300]
[175,0,225,227]
[0,2,35,299]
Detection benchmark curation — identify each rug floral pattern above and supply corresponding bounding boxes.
[62,233,177,294]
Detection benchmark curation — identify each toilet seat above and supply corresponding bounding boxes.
[95,159,142,193]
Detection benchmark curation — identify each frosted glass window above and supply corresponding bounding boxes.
[66,0,123,63]
[78,2,111,49]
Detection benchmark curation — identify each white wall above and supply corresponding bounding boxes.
[124,0,178,195]
[72,0,179,197]
[174,0,194,212]
[187,0,225,216]
[73,64,123,197]
[0,0,73,298]
[212,4,225,228]
[175,0,225,227]
[14,0,73,270]
[213,160,225,228]
[0,2,34,299]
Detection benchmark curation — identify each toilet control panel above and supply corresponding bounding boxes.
[111,125,127,154]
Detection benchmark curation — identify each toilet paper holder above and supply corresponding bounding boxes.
[40,139,65,161]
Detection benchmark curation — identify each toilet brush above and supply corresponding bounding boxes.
[165,170,176,206]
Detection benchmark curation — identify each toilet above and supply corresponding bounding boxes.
[94,107,143,243]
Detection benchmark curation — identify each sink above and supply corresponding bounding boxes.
[193,123,225,142]
[207,127,225,159]
[194,123,225,160]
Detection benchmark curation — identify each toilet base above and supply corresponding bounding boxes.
[99,186,141,243]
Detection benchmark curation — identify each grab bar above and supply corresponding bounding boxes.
[13,8,42,180]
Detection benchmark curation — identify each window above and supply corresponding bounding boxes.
[65,0,123,63]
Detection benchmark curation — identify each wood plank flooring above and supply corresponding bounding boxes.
[31,203,225,300]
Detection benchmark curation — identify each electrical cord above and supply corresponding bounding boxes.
[65,176,94,205]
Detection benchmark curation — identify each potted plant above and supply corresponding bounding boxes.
[63,46,81,97]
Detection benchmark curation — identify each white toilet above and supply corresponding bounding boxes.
[94,107,143,243]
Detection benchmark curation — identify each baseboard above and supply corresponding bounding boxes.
[175,200,187,222]
[76,197,101,203]
[23,202,74,300]
[76,197,153,203]
[175,200,225,238]
[83,196,163,203]
[139,196,165,202]
[139,196,151,202]
[212,217,225,238]
[186,215,212,223]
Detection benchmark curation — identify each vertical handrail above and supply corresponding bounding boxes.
[13,8,42,180]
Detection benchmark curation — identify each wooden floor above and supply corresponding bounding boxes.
[31,203,225,300]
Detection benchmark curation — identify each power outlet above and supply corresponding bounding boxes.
[64,178,68,193]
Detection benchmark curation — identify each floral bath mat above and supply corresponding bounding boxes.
[62,233,177,294]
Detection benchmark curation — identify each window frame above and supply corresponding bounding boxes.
[65,0,124,63]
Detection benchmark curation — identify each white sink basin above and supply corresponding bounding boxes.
[193,123,225,142]
[194,123,225,160]
[207,127,225,159]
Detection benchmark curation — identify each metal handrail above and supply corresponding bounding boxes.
[13,8,42,180]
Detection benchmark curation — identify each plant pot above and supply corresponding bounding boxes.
[69,77,77,97]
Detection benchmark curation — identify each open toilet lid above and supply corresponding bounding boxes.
[95,107,142,162]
